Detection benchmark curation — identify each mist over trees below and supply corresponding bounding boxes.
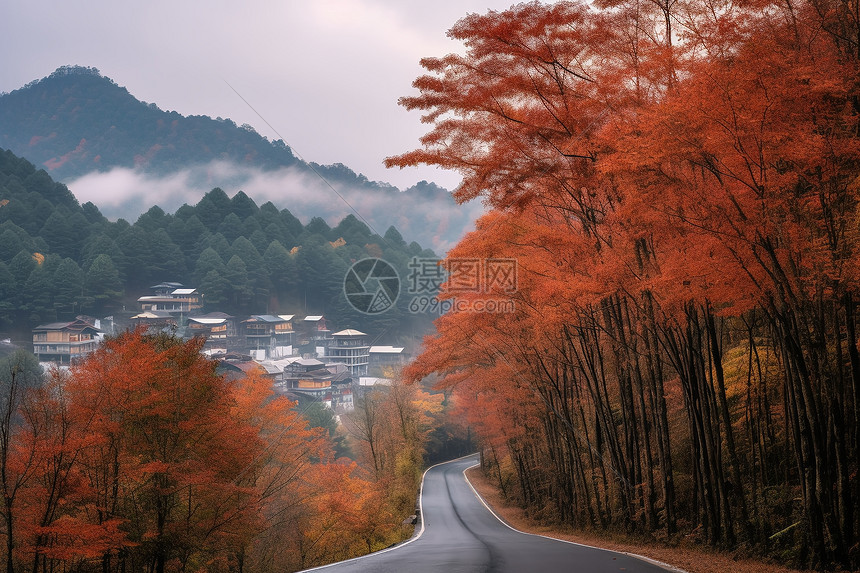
[0,148,437,338]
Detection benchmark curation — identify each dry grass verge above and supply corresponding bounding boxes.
[464,466,821,573]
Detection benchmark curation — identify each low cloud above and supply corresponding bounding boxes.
[68,161,484,253]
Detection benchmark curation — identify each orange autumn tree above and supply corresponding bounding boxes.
[61,331,261,573]
[230,368,375,573]
[3,331,408,573]
[14,367,130,573]
[391,1,860,568]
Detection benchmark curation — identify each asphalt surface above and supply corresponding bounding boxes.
[300,454,678,573]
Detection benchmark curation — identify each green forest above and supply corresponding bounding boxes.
[0,147,437,341]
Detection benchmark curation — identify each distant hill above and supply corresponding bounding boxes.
[0,66,481,251]
[0,65,330,182]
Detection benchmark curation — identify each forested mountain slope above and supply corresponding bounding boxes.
[0,148,435,338]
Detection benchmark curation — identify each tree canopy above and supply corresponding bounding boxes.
[391,1,860,569]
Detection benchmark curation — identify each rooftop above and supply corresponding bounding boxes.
[188,317,227,325]
[34,318,102,333]
[131,310,174,320]
[150,282,184,289]
[244,314,287,323]
[369,345,405,354]
[333,329,366,337]
[191,312,233,319]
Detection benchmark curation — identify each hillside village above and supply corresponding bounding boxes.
[31,281,408,412]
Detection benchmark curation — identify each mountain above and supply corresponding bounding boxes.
[0,66,482,251]
[0,65,330,182]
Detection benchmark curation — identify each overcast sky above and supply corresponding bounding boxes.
[0,0,518,192]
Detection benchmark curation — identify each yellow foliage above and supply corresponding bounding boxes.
[329,237,347,248]
[289,246,301,255]
[721,339,781,402]
[32,252,45,265]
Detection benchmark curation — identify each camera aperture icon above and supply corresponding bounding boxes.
[344,258,400,314]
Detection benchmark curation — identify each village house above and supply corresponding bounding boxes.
[137,282,202,314]
[369,345,407,370]
[185,312,236,353]
[298,315,331,356]
[129,310,177,334]
[283,358,353,411]
[240,314,297,360]
[32,318,102,364]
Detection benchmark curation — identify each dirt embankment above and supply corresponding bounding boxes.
[463,466,820,573]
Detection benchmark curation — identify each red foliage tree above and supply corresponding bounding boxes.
[392,1,860,567]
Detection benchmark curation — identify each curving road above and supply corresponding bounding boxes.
[300,454,680,573]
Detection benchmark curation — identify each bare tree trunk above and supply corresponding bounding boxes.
[705,305,751,539]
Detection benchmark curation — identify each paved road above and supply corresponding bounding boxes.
[301,454,679,573]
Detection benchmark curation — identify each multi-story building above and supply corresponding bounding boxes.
[283,358,352,410]
[129,310,177,334]
[32,318,102,364]
[297,315,331,356]
[240,315,296,359]
[137,283,202,314]
[185,312,236,353]
[326,329,370,376]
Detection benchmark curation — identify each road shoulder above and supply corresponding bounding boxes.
[463,465,811,573]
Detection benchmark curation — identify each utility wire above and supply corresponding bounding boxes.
[223,79,392,249]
